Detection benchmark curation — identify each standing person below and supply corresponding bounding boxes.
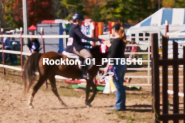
[1,32,13,63]
[104,23,127,111]
[11,41,18,65]
[27,35,40,54]
[125,41,131,52]
[64,13,102,79]
[129,40,137,59]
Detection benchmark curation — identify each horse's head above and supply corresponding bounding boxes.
[90,43,108,64]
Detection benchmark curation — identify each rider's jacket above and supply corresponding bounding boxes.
[65,24,97,53]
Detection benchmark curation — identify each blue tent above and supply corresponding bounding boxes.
[133,8,185,28]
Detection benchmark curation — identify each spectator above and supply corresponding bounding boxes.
[125,41,131,52]
[12,41,18,65]
[27,33,40,53]
[129,40,137,59]
[0,32,13,64]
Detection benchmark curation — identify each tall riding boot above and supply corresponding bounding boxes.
[81,60,90,79]
[81,65,88,79]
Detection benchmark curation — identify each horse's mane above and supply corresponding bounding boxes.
[90,45,101,57]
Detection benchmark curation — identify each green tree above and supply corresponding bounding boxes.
[98,0,153,23]
[0,0,5,30]
[3,0,18,29]
[52,0,68,19]
[175,0,185,7]
[162,0,175,8]
[61,0,88,20]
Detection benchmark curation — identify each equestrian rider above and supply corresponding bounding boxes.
[65,14,102,79]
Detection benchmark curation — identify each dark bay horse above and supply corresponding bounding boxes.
[23,45,108,108]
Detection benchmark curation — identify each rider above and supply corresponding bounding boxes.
[65,14,102,79]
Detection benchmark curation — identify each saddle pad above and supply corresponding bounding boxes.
[62,51,79,59]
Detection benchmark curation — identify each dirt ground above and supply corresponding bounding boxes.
[0,69,153,123]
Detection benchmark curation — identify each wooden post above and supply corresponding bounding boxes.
[162,36,168,123]
[147,40,150,84]
[20,28,23,79]
[41,27,47,88]
[173,41,179,123]
[151,33,160,123]
[183,46,185,121]
[1,28,5,75]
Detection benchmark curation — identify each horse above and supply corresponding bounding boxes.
[23,45,108,108]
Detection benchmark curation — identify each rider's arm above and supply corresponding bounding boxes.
[74,27,100,42]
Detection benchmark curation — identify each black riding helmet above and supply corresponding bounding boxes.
[72,14,85,22]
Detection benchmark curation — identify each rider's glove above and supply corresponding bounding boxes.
[95,38,102,42]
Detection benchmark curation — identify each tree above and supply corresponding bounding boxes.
[61,0,88,20]
[175,0,185,7]
[13,0,54,27]
[52,0,68,19]
[97,0,153,23]
[162,0,175,8]
[3,0,18,28]
[0,0,5,30]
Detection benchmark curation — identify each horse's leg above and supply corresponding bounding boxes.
[85,79,91,107]
[28,76,46,108]
[49,76,67,107]
[88,79,97,104]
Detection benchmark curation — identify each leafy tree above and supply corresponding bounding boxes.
[61,0,88,20]
[97,0,153,23]
[162,0,175,8]
[175,0,185,7]
[4,0,18,28]
[52,0,67,19]
[0,0,5,30]
[13,0,54,27]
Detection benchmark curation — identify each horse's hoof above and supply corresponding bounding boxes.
[28,105,34,109]
[85,101,92,107]
[86,104,92,108]
[62,103,68,108]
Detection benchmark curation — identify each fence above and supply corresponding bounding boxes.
[1,27,184,86]
[0,29,152,86]
[152,33,185,123]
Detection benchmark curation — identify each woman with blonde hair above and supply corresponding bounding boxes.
[104,23,127,111]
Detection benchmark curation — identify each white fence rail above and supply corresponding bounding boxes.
[2,32,183,86]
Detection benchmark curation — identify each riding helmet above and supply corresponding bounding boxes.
[72,14,85,22]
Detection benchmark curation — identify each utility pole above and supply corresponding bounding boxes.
[22,0,28,44]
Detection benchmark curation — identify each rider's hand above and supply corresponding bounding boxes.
[106,41,111,47]
[95,38,102,42]
[90,41,95,46]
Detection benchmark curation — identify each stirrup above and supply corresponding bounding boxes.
[81,72,91,80]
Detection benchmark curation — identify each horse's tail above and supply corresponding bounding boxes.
[23,53,42,93]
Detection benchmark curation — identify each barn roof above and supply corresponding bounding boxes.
[132,8,185,28]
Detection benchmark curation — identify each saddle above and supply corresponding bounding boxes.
[62,51,93,70]
[62,51,79,59]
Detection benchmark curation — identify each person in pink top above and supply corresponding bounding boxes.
[129,40,137,59]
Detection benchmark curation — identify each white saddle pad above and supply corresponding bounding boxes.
[62,51,79,59]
